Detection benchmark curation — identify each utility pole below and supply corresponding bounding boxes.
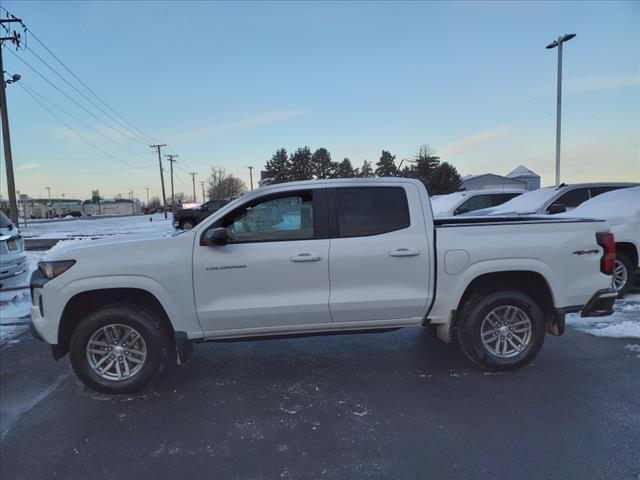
[0,16,23,224]
[150,144,168,218]
[189,172,197,203]
[129,190,134,215]
[145,187,150,207]
[199,181,206,203]
[546,33,576,186]
[165,154,178,210]
[248,166,254,190]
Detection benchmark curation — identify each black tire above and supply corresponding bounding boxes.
[613,252,633,298]
[456,290,545,371]
[179,219,195,230]
[69,304,172,394]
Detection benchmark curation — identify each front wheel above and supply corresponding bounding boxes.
[179,219,195,230]
[456,291,545,371]
[69,304,172,394]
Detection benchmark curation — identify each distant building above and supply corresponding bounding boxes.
[461,173,527,191]
[82,198,142,216]
[24,198,83,219]
[507,165,541,191]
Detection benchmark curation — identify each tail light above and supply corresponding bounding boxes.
[596,232,615,275]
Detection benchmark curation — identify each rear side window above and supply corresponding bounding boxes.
[335,187,410,237]
[590,186,625,197]
[490,193,520,207]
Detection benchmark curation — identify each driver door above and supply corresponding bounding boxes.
[193,187,332,333]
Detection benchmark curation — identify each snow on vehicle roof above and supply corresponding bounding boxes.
[464,186,559,215]
[430,191,469,213]
[559,187,640,226]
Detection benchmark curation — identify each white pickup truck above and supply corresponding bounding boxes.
[30,178,617,393]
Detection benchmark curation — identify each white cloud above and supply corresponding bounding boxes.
[567,75,640,94]
[18,163,45,170]
[438,126,510,156]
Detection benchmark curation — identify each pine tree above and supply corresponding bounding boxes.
[290,146,314,181]
[358,160,374,178]
[375,150,397,177]
[264,148,291,184]
[413,145,440,188]
[311,147,338,179]
[428,162,463,195]
[335,157,356,178]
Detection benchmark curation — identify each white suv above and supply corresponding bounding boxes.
[0,212,28,290]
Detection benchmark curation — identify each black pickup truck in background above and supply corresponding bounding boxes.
[172,199,229,230]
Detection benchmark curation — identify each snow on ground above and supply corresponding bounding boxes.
[566,293,640,339]
[20,213,173,239]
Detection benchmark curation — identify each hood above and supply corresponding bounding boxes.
[45,230,185,261]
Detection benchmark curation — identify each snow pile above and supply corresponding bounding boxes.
[567,293,640,339]
[21,213,173,239]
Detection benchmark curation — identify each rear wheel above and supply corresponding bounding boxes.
[456,290,545,371]
[69,304,172,394]
[612,253,633,297]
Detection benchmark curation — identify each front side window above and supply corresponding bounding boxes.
[553,188,590,210]
[226,192,314,242]
[455,195,492,215]
[335,187,409,237]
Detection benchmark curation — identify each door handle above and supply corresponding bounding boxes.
[389,248,421,257]
[290,253,323,262]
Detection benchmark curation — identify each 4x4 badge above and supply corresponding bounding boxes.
[572,249,598,255]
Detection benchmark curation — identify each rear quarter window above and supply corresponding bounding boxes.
[335,187,410,237]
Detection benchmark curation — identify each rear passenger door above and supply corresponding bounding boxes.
[328,185,431,323]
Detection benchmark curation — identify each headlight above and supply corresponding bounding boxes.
[38,260,76,279]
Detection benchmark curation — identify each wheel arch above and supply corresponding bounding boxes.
[454,270,560,336]
[616,242,638,268]
[55,288,175,360]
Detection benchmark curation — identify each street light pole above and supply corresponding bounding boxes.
[248,166,254,190]
[45,186,51,218]
[546,33,576,186]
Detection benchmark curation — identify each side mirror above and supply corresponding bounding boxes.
[454,207,470,215]
[203,227,228,246]
[547,203,566,214]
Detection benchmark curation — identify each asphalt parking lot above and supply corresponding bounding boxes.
[1,325,639,479]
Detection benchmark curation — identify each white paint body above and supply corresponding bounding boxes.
[31,178,613,345]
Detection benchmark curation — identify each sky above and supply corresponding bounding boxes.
[0,0,638,201]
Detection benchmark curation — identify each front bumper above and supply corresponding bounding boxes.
[581,288,617,317]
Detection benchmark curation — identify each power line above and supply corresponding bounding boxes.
[6,48,154,154]
[1,4,161,145]
[22,44,149,145]
[18,81,154,166]
[19,82,149,169]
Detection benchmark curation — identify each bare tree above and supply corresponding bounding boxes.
[207,168,247,199]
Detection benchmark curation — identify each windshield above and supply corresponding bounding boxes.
[0,211,14,229]
[464,186,559,216]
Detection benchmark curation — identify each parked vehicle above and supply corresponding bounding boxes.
[464,182,638,217]
[431,189,524,217]
[30,178,617,393]
[560,187,640,296]
[172,199,228,230]
[0,212,28,291]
